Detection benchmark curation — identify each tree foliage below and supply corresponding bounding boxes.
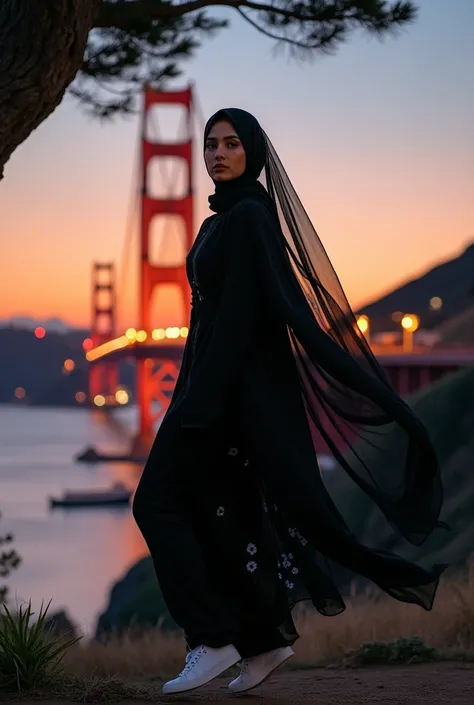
[0,513,21,604]
[0,0,417,178]
[74,0,418,117]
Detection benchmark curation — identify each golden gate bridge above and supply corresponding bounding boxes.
[81,85,474,462]
[83,86,194,459]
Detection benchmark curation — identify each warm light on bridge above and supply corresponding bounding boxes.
[85,327,189,362]
[86,335,131,362]
[92,388,130,407]
[115,389,129,405]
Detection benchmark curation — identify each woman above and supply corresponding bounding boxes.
[133,108,447,695]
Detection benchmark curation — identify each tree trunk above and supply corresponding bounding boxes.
[0,0,99,180]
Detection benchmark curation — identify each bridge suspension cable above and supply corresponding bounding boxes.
[117,116,141,331]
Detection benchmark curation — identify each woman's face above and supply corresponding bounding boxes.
[204,120,246,182]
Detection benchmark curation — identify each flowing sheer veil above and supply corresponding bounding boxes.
[205,108,445,549]
[259,130,444,547]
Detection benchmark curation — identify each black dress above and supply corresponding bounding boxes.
[133,197,446,657]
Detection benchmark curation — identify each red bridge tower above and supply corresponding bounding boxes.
[136,86,194,446]
[88,262,118,403]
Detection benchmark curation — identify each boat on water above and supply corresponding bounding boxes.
[49,482,132,508]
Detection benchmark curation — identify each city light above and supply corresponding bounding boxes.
[152,328,166,340]
[75,391,86,403]
[63,359,75,373]
[34,326,46,339]
[430,296,443,311]
[125,328,137,341]
[355,315,370,345]
[82,337,93,351]
[356,315,369,335]
[165,326,180,339]
[180,327,189,338]
[401,314,420,332]
[136,329,147,342]
[115,389,129,405]
[14,387,26,400]
[93,394,106,407]
[400,313,420,352]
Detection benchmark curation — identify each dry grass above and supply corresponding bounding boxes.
[61,565,474,681]
[3,568,474,702]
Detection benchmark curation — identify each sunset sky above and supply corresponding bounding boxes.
[0,0,473,331]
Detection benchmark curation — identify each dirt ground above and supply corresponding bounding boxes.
[9,662,474,704]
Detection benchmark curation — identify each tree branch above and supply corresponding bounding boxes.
[96,0,327,28]
[96,0,416,32]
[1,0,417,174]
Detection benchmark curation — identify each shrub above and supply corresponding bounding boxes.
[0,600,81,692]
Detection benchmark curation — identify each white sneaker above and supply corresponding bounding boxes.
[162,643,241,694]
[228,645,294,693]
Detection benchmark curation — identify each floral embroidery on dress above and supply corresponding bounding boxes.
[288,527,296,537]
[285,580,295,590]
[228,447,239,457]
[247,561,257,573]
[278,572,283,580]
[295,530,308,546]
[247,543,257,555]
[291,566,299,575]
[216,506,225,517]
[244,459,250,467]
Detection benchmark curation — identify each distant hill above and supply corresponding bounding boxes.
[0,316,77,334]
[432,304,474,347]
[0,327,134,405]
[357,242,474,335]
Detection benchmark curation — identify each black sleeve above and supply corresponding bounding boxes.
[180,203,264,429]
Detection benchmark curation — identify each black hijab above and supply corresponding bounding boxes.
[204,108,270,214]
